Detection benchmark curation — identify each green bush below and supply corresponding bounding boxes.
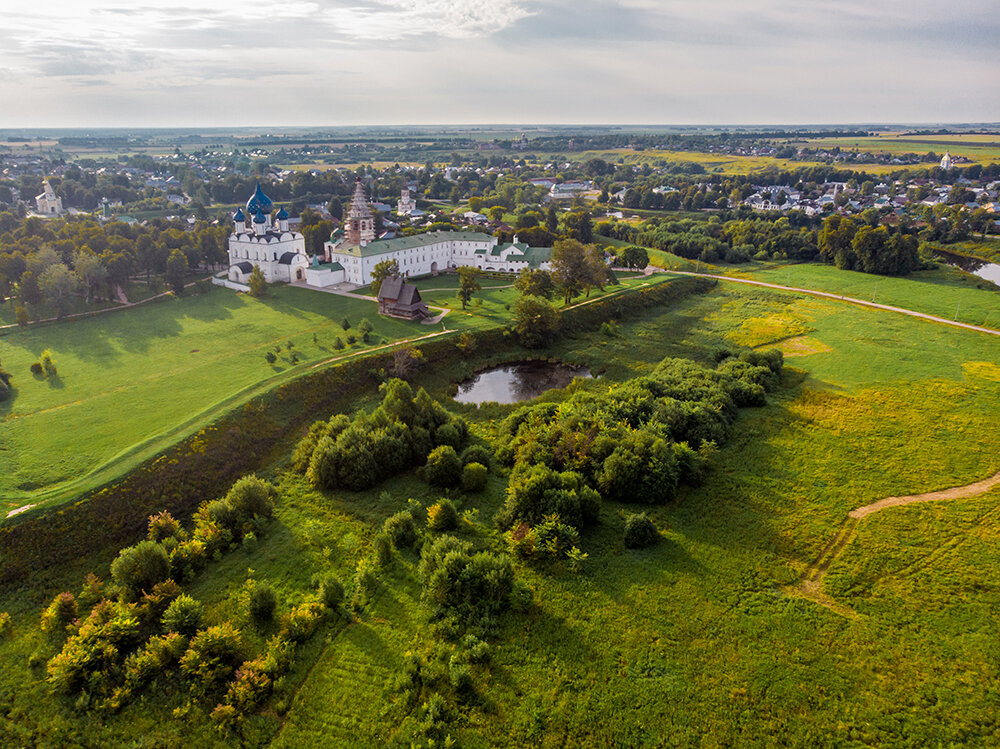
[281,602,324,643]
[147,510,182,543]
[623,513,659,548]
[30,362,43,375]
[333,336,344,350]
[383,511,419,550]
[40,350,57,378]
[180,623,245,693]
[424,445,462,488]
[0,611,11,638]
[317,575,345,610]
[449,659,474,697]
[427,498,459,532]
[47,601,141,696]
[434,422,461,449]
[534,515,580,558]
[460,444,491,468]
[110,540,171,600]
[40,592,78,635]
[373,532,393,568]
[461,462,488,493]
[419,536,515,625]
[598,429,680,505]
[162,594,204,635]
[352,563,379,609]
[246,580,277,627]
[137,580,182,627]
[497,464,601,530]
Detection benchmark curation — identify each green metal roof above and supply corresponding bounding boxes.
[333,230,494,258]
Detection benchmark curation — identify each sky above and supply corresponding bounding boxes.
[0,0,997,128]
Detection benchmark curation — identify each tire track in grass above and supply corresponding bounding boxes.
[787,470,1000,616]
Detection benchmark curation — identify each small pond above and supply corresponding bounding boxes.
[935,248,1000,285]
[454,361,592,405]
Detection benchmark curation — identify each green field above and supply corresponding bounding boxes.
[0,285,434,513]
[734,262,1000,330]
[3,272,1000,745]
[803,134,1000,165]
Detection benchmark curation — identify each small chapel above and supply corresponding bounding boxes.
[227,184,309,285]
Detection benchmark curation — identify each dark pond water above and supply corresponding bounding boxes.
[935,248,1000,285]
[454,361,592,405]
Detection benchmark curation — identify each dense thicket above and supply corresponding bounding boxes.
[495,349,784,535]
[295,378,469,492]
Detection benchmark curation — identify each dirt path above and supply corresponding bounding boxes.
[652,268,1000,338]
[789,470,1000,615]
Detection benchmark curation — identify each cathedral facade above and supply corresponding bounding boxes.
[227,184,309,285]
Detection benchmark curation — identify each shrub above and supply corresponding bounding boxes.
[534,515,580,559]
[281,602,324,643]
[373,532,393,568]
[224,475,275,529]
[383,511,419,550]
[180,623,244,693]
[505,523,538,559]
[463,634,490,664]
[424,445,462,488]
[169,539,208,582]
[598,428,680,505]
[340,317,350,330]
[30,362,43,375]
[137,580,182,626]
[419,536,515,624]
[461,462,488,493]
[46,601,142,696]
[427,498,459,532]
[41,592,78,635]
[147,631,189,668]
[40,350,57,378]
[623,513,659,549]
[148,510,182,543]
[449,659,474,698]
[358,318,374,333]
[352,563,379,609]
[110,540,171,600]
[497,465,601,530]
[333,336,344,350]
[434,422,461,449]
[163,594,204,635]
[317,575,345,610]
[246,580,277,627]
[78,573,105,608]
[346,334,357,345]
[0,612,11,638]
[460,444,491,468]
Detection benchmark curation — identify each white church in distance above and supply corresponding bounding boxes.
[227,184,309,284]
[227,179,550,290]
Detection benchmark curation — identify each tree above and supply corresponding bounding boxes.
[456,266,482,309]
[545,205,558,233]
[370,259,399,296]
[488,206,505,223]
[583,244,613,297]
[392,345,424,379]
[621,245,649,270]
[514,268,555,300]
[74,251,107,303]
[246,264,267,297]
[550,238,588,304]
[18,270,41,307]
[165,248,188,294]
[38,263,80,318]
[511,294,559,348]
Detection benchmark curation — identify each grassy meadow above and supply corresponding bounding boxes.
[733,261,1000,330]
[3,274,1000,745]
[802,134,1000,165]
[0,284,435,513]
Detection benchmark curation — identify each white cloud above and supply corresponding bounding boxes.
[323,0,533,41]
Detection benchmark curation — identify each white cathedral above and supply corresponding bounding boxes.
[227,184,309,284]
[227,179,550,290]
[35,180,63,215]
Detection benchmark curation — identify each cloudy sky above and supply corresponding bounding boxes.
[0,0,997,127]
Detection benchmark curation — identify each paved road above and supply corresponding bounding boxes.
[660,269,1000,338]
